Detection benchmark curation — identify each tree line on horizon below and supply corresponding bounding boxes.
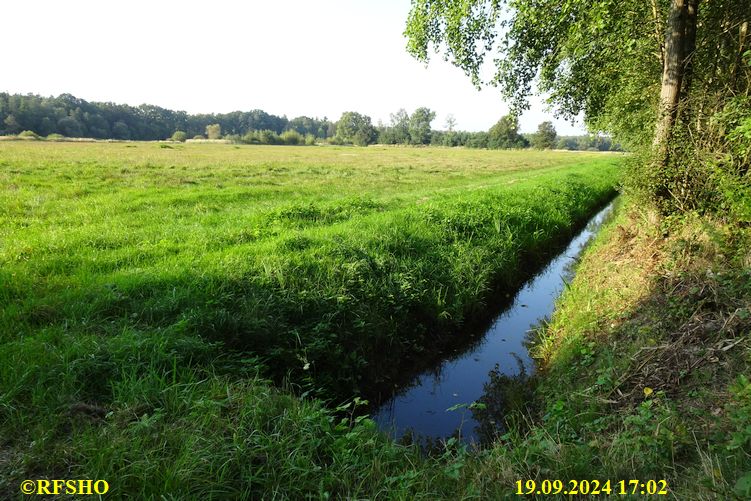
[0,92,621,151]
[0,93,323,141]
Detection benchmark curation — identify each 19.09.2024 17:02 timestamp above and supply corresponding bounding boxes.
[515,479,669,496]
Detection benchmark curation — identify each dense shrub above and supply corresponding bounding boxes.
[18,130,40,139]
[205,124,222,140]
[280,129,304,145]
[328,135,347,145]
[466,132,490,149]
[242,130,282,145]
[171,131,187,142]
[627,95,751,215]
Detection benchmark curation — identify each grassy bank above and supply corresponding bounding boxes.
[1,142,623,498]
[475,198,751,499]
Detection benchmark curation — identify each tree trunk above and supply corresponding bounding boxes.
[653,0,688,165]
[732,20,749,87]
[680,0,699,103]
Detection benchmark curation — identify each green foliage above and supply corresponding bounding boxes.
[405,0,660,148]
[0,92,333,142]
[3,113,21,134]
[205,123,221,140]
[328,135,346,146]
[170,130,187,142]
[379,108,438,146]
[614,399,687,465]
[487,114,527,149]
[336,111,377,146]
[377,107,620,152]
[384,108,410,144]
[280,129,304,145]
[557,134,622,151]
[557,137,578,150]
[727,376,751,453]
[466,131,489,149]
[709,96,751,222]
[287,115,333,139]
[408,107,436,145]
[404,0,750,214]
[530,121,557,150]
[249,130,277,145]
[58,116,84,137]
[241,129,305,146]
[112,120,131,140]
[17,130,40,140]
[626,93,751,215]
[405,0,499,89]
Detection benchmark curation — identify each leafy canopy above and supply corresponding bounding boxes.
[405,0,661,149]
[336,111,378,146]
[488,114,526,149]
[530,121,557,150]
[408,107,437,145]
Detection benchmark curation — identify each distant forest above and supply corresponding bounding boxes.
[0,93,330,141]
[0,93,621,151]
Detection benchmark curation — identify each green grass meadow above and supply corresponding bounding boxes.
[0,142,622,498]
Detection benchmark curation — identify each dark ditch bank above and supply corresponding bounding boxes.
[372,197,619,445]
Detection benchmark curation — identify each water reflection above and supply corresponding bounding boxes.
[471,357,534,445]
[374,199,618,445]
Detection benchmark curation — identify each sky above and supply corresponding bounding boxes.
[4,0,586,134]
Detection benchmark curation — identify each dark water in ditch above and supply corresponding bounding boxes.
[373,199,618,445]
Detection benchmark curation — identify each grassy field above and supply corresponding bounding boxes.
[0,142,622,498]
